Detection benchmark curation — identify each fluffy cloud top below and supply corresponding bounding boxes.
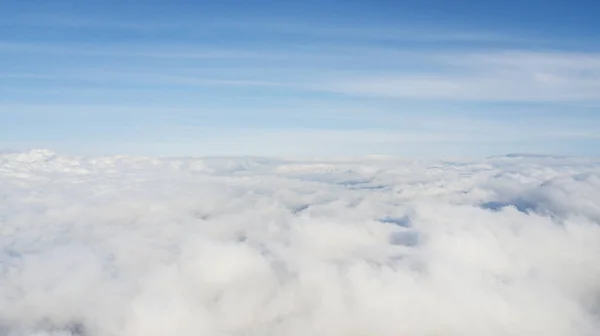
[1,150,600,336]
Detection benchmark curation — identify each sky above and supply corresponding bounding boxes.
[1,0,600,157]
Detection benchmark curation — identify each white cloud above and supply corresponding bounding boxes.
[316,51,600,102]
[2,15,516,44]
[1,150,600,335]
[4,39,600,104]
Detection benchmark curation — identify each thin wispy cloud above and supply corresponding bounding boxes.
[1,14,175,31]
[5,48,600,104]
[0,42,312,60]
[1,14,528,45]
[316,51,600,102]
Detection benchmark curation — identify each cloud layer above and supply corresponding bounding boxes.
[1,150,600,336]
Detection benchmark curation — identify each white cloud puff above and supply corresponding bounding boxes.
[1,150,600,336]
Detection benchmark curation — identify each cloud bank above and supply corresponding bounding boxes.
[1,150,600,336]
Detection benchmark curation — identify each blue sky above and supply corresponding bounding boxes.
[1,0,600,157]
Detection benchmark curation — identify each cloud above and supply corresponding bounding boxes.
[1,14,518,45]
[0,42,306,60]
[1,150,599,335]
[4,40,599,104]
[316,51,600,102]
